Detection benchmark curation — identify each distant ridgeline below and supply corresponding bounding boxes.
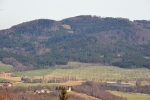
[0,15,150,70]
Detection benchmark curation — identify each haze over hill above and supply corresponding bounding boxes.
[0,15,150,71]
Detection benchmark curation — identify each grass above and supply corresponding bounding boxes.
[14,68,56,76]
[0,78,14,82]
[141,81,150,86]
[13,62,150,80]
[50,62,150,80]
[0,61,13,72]
[109,90,150,100]
[14,82,59,86]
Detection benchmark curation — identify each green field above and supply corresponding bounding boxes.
[141,81,150,86]
[50,66,150,80]
[0,61,13,72]
[109,91,150,100]
[0,78,14,82]
[14,68,55,76]
[15,82,58,86]
[14,62,150,80]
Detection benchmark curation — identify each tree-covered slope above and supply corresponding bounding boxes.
[0,15,150,70]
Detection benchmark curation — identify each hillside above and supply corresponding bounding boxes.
[0,15,150,70]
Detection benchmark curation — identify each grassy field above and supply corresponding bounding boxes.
[0,76,21,81]
[50,65,150,80]
[69,92,99,100]
[15,81,83,86]
[52,62,150,80]
[14,68,55,76]
[14,62,150,80]
[141,81,150,86]
[0,78,14,82]
[0,61,13,72]
[14,82,58,86]
[109,90,150,100]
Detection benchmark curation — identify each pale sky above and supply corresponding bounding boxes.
[0,0,150,30]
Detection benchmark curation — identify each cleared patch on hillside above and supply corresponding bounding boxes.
[62,24,71,30]
[0,61,13,72]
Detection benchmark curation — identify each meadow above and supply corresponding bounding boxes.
[15,81,83,86]
[0,61,13,72]
[14,62,150,80]
[15,82,58,86]
[0,78,13,82]
[109,91,150,100]
[14,68,55,76]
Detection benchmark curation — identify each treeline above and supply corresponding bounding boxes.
[63,15,131,34]
[74,82,127,100]
[1,41,150,69]
[74,81,127,100]
[74,81,150,100]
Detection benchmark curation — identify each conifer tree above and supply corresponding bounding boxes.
[59,87,69,100]
[0,90,4,100]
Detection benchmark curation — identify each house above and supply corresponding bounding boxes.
[67,86,72,92]
[35,89,51,94]
[42,89,51,93]
[35,90,41,94]
[0,82,13,87]
[55,86,72,92]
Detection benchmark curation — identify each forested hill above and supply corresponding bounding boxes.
[1,15,150,71]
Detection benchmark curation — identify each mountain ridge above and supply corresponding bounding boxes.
[1,15,150,71]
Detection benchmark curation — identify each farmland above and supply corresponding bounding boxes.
[0,62,150,100]
[14,62,150,80]
[0,61,13,72]
[15,81,83,86]
[14,68,55,76]
[109,91,150,100]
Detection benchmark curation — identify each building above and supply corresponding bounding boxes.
[0,82,13,87]
[67,86,72,92]
[35,89,51,94]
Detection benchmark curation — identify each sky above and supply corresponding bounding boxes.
[0,0,150,30]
